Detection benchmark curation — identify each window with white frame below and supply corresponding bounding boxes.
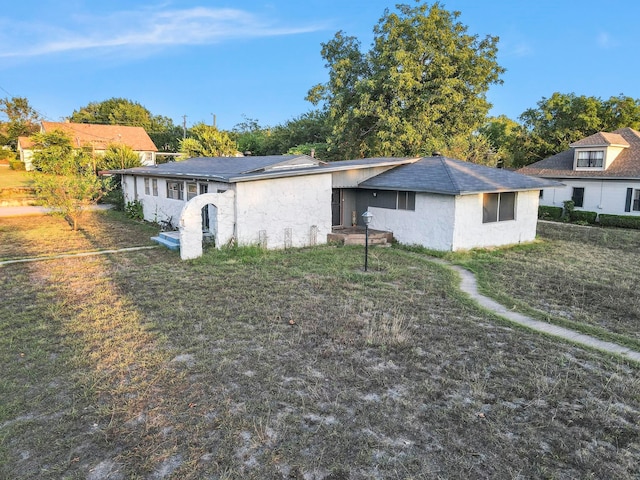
[626,188,640,212]
[144,178,150,195]
[576,150,604,168]
[186,183,197,201]
[483,192,516,223]
[167,181,184,200]
[152,179,158,196]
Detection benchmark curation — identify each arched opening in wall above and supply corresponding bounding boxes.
[201,203,218,248]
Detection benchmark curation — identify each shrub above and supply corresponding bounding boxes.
[0,149,16,162]
[570,210,597,224]
[124,199,144,220]
[102,188,125,211]
[538,205,563,220]
[9,160,26,170]
[598,214,640,230]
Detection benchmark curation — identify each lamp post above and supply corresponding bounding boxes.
[362,210,373,272]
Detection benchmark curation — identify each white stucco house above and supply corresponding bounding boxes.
[518,127,640,216]
[18,121,158,170]
[113,154,557,259]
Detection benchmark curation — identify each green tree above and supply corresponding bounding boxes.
[98,144,143,170]
[232,111,331,157]
[0,96,41,149]
[307,2,504,159]
[31,130,110,230]
[601,94,640,131]
[180,123,237,158]
[478,115,526,167]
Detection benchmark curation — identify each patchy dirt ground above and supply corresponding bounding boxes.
[1,216,639,479]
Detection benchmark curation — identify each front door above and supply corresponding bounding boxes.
[332,189,342,227]
[200,184,210,231]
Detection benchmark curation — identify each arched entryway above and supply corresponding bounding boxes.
[178,191,235,260]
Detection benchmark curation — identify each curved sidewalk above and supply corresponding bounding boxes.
[441,260,640,363]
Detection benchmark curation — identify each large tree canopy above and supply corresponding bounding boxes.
[307,2,504,159]
[180,123,237,158]
[0,96,41,149]
[232,111,331,158]
[31,130,110,230]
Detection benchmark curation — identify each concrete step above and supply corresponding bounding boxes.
[329,231,392,246]
[151,231,180,251]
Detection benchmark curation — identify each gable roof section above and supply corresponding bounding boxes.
[17,136,35,149]
[519,127,640,179]
[41,121,157,152]
[570,131,629,148]
[359,156,558,195]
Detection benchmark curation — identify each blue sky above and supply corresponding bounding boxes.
[1,1,639,131]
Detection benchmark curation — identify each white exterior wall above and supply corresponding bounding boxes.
[368,193,456,250]
[235,174,332,249]
[540,179,640,216]
[452,190,539,250]
[121,175,233,227]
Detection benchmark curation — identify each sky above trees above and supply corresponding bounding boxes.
[1,0,640,130]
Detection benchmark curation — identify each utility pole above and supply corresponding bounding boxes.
[182,115,187,139]
[211,113,216,128]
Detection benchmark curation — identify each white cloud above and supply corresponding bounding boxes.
[596,32,617,49]
[0,6,324,58]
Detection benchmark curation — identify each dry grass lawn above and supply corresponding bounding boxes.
[1,212,639,479]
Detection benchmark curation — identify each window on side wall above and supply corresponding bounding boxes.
[483,192,516,223]
[187,183,197,201]
[397,191,416,210]
[167,181,184,200]
[571,187,585,208]
[626,188,640,212]
[144,178,150,195]
[152,179,158,196]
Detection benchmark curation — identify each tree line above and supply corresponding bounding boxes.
[3,2,640,168]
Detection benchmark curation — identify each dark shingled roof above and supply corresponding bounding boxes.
[359,156,558,195]
[519,127,640,179]
[570,131,629,148]
[111,155,418,182]
[111,155,320,181]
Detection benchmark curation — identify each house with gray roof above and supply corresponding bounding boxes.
[114,153,556,258]
[518,127,640,216]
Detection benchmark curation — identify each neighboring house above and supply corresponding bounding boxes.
[518,127,640,216]
[18,121,158,170]
[114,154,556,257]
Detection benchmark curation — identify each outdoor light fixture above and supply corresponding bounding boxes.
[362,210,373,272]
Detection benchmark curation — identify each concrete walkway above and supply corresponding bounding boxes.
[424,256,640,363]
[0,204,113,217]
[0,245,158,266]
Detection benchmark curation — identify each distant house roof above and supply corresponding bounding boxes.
[112,155,417,183]
[359,156,559,195]
[519,127,640,179]
[17,136,35,149]
[40,121,157,152]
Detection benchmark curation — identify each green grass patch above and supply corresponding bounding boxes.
[1,216,639,479]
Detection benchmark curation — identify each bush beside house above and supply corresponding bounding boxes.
[598,214,640,230]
